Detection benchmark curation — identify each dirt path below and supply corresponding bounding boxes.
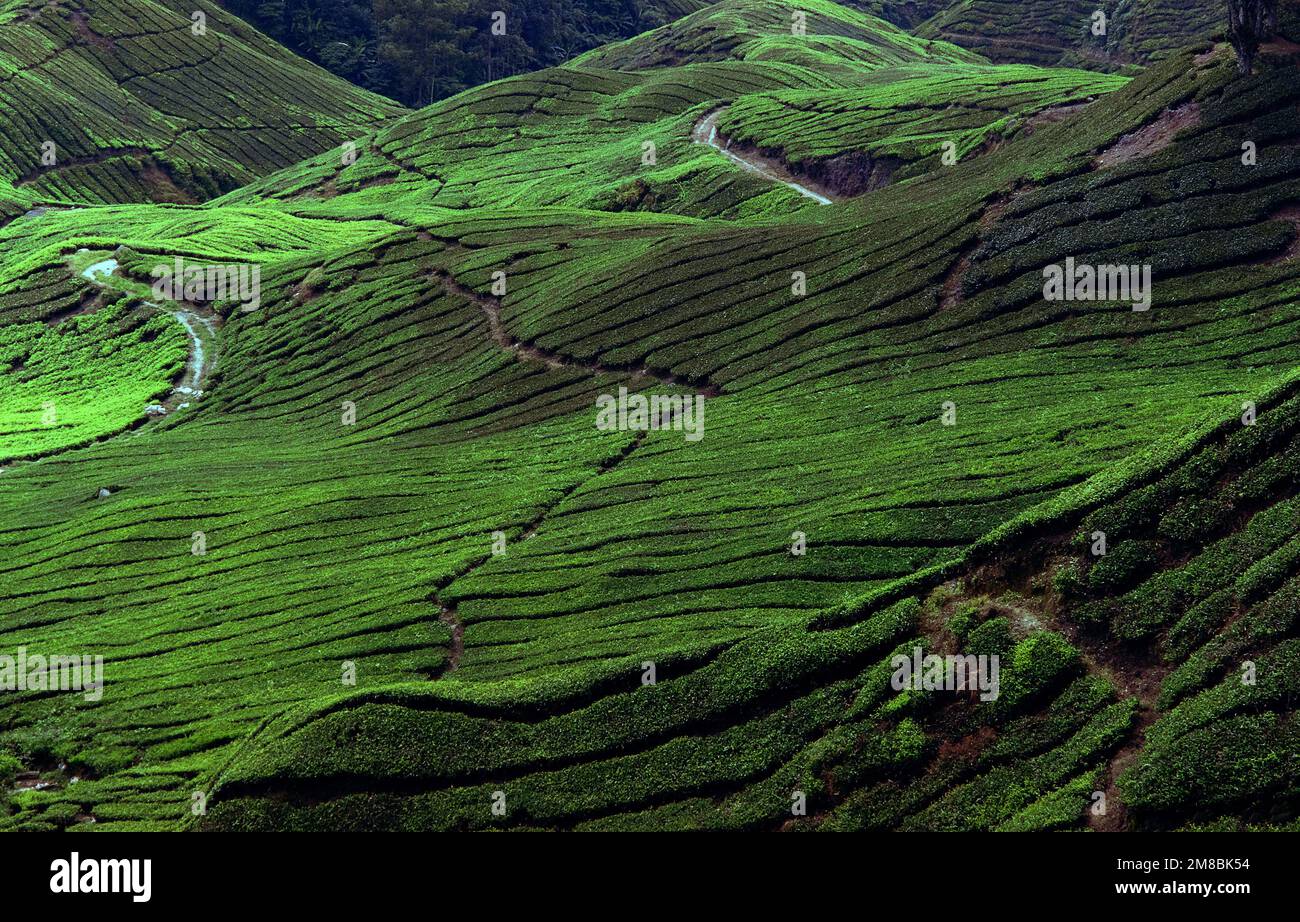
[692,108,835,206]
[426,430,647,677]
[80,257,218,407]
[1265,204,1300,264]
[425,266,712,678]
[938,190,1025,312]
[1093,102,1201,169]
[433,269,721,397]
[1001,589,1168,832]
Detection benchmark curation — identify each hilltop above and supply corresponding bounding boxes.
[0,0,1296,831]
[0,0,402,215]
[915,0,1223,68]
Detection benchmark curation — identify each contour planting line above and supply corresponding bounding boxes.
[431,268,722,397]
[427,429,646,677]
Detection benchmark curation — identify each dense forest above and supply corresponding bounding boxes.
[222,0,705,106]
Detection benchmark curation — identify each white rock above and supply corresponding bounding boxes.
[97,488,112,499]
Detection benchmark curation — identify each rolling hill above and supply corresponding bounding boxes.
[915,0,1224,68]
[0,0,403,213]
[0,0,1296,831]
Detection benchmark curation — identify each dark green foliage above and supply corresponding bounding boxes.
[227,0,709,106]
[1087,540,1157,594]
[0,0,404,207]
[917,0,1221,68]
[1228,0,1280,73]
[1121,713,1298,815]
[2,0,1299,832]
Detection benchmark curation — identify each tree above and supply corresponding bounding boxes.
[228,0,689,107]
[1227,0,1278,74]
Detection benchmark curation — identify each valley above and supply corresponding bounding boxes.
[0,0,1295,833]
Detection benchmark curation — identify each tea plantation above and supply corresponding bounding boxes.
[0,0,1296,831]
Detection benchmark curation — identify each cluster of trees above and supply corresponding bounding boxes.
[1227,0,1278,73]
[225,0,381,89]
[226,0,1283,107]
[224,0,684,107]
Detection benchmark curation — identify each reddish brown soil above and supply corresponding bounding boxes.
[70,9,113,49]
[1265,204,1300,264]
[1094,102,1202,169]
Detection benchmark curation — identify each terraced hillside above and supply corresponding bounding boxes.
[915,0,1223,68]
[713,63,1127,190]
[218,1,1121,214]
[0,0,402,213]
[204,375,1300,831]
[570,0,984,71]
[0,0,1297,831]
[843,0,950,29]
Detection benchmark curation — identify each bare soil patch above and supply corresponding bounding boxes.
[1094,102,1202,169]
[1265,203,1300,264]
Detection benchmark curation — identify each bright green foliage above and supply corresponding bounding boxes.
[717,64,1127,183]
[0,0,403,211]
[0,297,185,461]
[0,0,1298,832]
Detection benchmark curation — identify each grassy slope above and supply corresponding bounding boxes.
[0,0,404,459]
[915,0,1223,69]
[570,0,984,71]
[0,0,1297,830]
[0,0,403,212]
[714,62,1128,184]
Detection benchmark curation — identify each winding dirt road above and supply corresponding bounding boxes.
[691,108,835,206]
[81,257,217,400]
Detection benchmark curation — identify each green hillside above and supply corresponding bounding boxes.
[0,0,403,212]
[218,2,1120,215]
[223,0,717,106]
[0,0,1297,831]
[570,0,984,70]
[714,62,1127,189]
[915,0,1224,68]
